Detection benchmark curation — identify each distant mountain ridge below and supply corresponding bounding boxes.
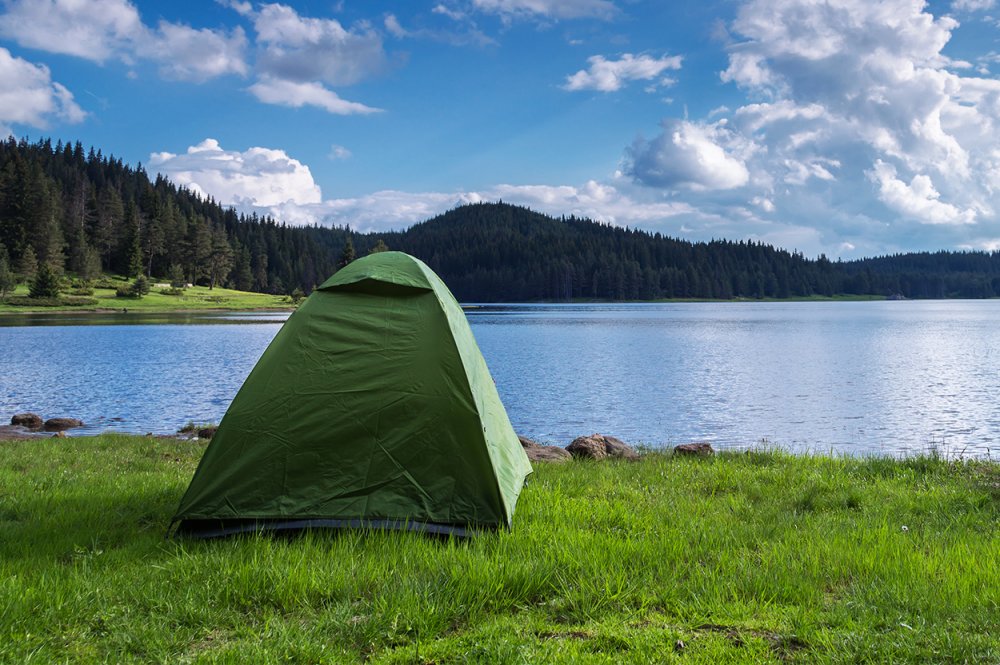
[2,136,1000,300]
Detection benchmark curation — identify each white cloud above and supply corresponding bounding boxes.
[0,0,141,62]
[328,144,352,160]
[432,4,467,21]
[623,0,1000,252]
[217,0,254,16]
[149,138,322,210]
[149,139,695,234]
[563,53,682,92]
[951,0,995,10]
[0,47,85,134]
[0,0,248,82]
[471,0,617,21]
[248,77,381,115]
[253,3,385,86]
[140,22,248,82]
[867,160,975,225]
[384,14,407,38]
[626,119,751,191]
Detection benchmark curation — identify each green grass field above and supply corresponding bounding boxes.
[0,281,292,314]
[1,435,997,663]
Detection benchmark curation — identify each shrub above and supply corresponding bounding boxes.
[61,296,99,306]
[93,278,118,289]
[70,287,94,296]
[115,286,140,298]
[159,287,185,296]
[6,296,98,307]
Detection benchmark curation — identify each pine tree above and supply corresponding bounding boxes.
[169,264,186,289]
[0,244,14,301]
[368,238,388,254]
[207,226,234,289]
[131,273,150,296]
[29,261,60,298]
[338,237,356,268]
[16,245,37,283]
[124,201,143,278]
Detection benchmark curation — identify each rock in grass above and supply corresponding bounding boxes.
[674,442,714,456]
[526,445,572,462]
[43,417,84,431]
[11,413,43,429]
[518,434,572,462]
[197,426,218,439]
[566,434,640,461]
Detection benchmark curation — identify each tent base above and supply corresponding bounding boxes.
[173,517,474,539]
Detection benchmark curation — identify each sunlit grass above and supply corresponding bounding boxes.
[1,435,997,663]
[0,281,291,313]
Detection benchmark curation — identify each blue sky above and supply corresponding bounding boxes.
[1,0,1000,257]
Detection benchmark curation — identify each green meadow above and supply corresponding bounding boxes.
[0,281,291,314]
[1,435,997,663]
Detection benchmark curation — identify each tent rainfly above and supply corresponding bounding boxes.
[171,251,532,538]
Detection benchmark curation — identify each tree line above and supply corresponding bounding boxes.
[3,136,1000,302]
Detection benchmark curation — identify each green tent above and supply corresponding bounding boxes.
[172,252,532,538]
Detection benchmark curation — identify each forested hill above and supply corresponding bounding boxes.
[2,136,1000,301]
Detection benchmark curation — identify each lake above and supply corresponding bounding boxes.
[2,302,998,458]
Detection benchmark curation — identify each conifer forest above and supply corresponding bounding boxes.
[2,137,1000,302]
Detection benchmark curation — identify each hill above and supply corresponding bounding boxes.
[2,136,1000,301]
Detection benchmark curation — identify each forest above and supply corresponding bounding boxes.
[2,136,1000,302]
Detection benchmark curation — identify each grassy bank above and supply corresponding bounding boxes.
[1,436,998,663]
[0,282,292,314]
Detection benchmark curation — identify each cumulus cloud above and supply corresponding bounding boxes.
[625,0,1000,252]
[626,119,751,191]
[149,139,696,233]
[0,0,248,81]
[563,53,682,92]
[0,47,85,134]
[248,77,382,115]
[149,139,322,210]
[867,160,976,225]
[471,0,617,21]
[0,0,141,62]
[140,22,248,82]
[252,3,386,86]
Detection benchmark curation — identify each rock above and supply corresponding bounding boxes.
[43,417,83,431]
[11,413,43,428]
[517,434,571,462]
[674,442,715,457]
[197,426,218,439]
[518,435,539,448]
[566,434,639,461]
[602,435,641,461]
[525,445,572,463]
[52,431,67,438]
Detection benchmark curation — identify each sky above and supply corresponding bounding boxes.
[2,0,1000,257]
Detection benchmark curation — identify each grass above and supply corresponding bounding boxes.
[1,436,998,663]
[0,281,292,314]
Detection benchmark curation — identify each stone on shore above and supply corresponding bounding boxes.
[43,417,84,431]
[566,434,640,461]
[674,442,715,456]
[518,434,572,462]
[197,426,218,439]
[11,413,43,429]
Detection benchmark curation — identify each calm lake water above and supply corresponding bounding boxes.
[2,302,999,458]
